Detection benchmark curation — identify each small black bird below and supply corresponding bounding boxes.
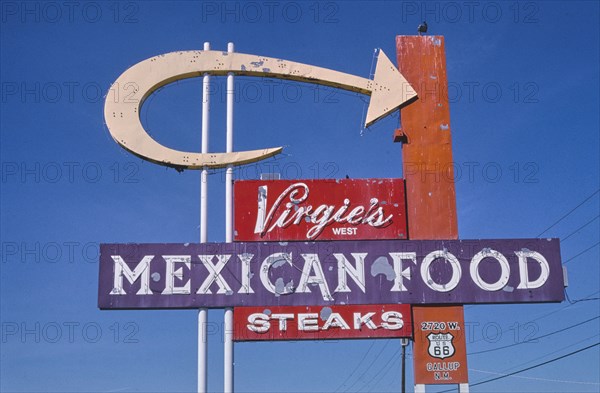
[418,21,428,35]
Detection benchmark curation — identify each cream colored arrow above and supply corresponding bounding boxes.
[104,50,416,170]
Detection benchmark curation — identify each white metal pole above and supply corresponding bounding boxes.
[224,41,235,393]
[198,41,210,393]
[225,47,234,243]
[197,308,207,393]
[201,41,210,244]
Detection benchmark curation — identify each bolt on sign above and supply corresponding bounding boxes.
[412,306,468,385]
[233,304,412,341]
[234,178,407,241]
[98,238,564,309]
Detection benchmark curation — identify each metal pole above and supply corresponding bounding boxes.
[401,339,408,393]
[201,41,210,244]
[198,41,210,393]
[224,41,235,393]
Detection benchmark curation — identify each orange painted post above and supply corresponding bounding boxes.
[396,35,458,240]
[396,36,468,392]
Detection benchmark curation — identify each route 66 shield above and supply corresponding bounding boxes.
[427,333,455,359]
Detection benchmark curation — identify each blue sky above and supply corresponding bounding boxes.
[1,1,599,392]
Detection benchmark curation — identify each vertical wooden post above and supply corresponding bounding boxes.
[396,35,458,239]
[396,35,467,391]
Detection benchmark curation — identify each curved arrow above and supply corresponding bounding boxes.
[104,49,417,170]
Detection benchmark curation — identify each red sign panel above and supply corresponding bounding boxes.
[412,306,468,384]
[234,178,407,241]
[233,304,412,341]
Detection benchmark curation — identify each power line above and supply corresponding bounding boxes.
[470,368,600,386]
[465,289,599,346]
[362,347,400,392]
[342,340,390,392]
[563,241,600,264]
[561,214,600,242]
[334,189,600,391]
[470,342,599,387]
[502,334,599,373]
[537,189,599,237]
[566,290,600,304]
[437,340,600,393]
[333,341,377,392]
[469,315,599,355]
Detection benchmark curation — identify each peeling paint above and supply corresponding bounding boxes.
[370,256,396,281]
[262,68,271,73]
[320,307,332,321]
[151,272,161,282]
[502,286,514,292]
[440,124,449,130]
[268,254,291,269]
[274,277,294,296]
[250,60,264,67]
[263,309,272,316]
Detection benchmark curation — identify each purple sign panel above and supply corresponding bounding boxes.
[98,239,564,309]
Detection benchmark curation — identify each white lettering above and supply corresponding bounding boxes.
[470,249,510,291]
[421,250,462,292]
[162,255,191,295]
[247,313,270,333]
[334,253,367,293]
[197,254,232,294]
[353,312,377,329]
[516,250,550,289]
[271,313,294,331]
[390,252,416,291]
[259,252,293,295]
[237,253,255,294]
[298,313,319,331]
[296,254,333,301]
[323,313,350,330]
[254,183,394,240]
[381,311,404,330]
[110,255,153,295]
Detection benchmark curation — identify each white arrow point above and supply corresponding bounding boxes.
[365,50,418,128]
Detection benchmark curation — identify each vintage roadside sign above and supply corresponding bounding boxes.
[412,306,468,384]
[234,178,407,241]
[233,304,412,341]
[98,238,564,309]
[104,49,416,170]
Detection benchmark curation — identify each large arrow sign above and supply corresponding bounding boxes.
[104,50,417,169]
[98,239,564,309]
